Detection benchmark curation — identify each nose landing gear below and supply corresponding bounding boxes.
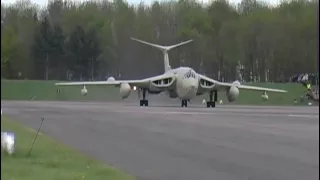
[181,100,188,107]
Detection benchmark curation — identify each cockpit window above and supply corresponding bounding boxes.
[184,70,196,79]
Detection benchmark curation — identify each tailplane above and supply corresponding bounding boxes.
[131,37,193,72]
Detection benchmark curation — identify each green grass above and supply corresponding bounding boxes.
[1,80,120,101]
[1,117,135,180]
[1,79,311,105]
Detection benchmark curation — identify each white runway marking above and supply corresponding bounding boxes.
[112,109,319,119]
[113,110,216,115]
[288,114,319,119]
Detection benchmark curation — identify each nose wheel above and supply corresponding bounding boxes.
[181,100,188,107]
[206,90,217,108]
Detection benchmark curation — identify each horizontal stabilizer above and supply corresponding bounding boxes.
[130,37,193,52]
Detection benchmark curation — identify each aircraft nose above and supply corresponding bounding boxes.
[189,82,198,92]
[191,80,198,88]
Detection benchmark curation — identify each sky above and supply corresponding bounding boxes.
[1,0,281,6]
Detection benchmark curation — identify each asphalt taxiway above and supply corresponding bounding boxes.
[1,100,319,180]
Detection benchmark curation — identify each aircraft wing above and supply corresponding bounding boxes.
[197,74,287,93]
[55,79,147,88]
[55,74,176,90]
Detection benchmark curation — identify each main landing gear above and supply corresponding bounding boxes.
[140,88,149,106]
[206,90,217,108]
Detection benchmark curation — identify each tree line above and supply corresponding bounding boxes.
[1,0,318,82]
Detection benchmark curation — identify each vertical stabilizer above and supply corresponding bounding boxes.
[131,37,193,72]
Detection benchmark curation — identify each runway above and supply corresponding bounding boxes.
[1,100,319,180]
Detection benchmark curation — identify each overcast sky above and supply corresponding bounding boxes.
[2,0,281,6]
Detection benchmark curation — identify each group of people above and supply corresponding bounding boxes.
[290,73,319,103]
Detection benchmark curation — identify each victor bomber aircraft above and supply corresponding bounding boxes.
[55,38,287,108]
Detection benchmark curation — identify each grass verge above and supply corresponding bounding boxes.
[1,80,120,101]
[1,117,135,180]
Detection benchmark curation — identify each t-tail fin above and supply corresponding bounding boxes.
[131,37,193,72]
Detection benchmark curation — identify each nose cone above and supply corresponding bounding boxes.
[189,79,198,93]
[179,78,199,99]
[190,79,198,88]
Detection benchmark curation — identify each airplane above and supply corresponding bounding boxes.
[55,37,287,108]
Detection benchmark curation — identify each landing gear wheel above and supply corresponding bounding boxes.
[140,89,149,106]
[140,100,149,106]
[206,101,215,108]
[181,100,188,107]
[206,90,217,108]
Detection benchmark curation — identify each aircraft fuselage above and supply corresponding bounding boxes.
[166,67,199,100]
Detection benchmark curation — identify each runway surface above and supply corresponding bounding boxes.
[1,100,319,180]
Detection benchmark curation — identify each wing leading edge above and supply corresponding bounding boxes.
[55,80,146,87]
[216,82,287,93]
[198,74,287,93]
[54,74,176,89]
